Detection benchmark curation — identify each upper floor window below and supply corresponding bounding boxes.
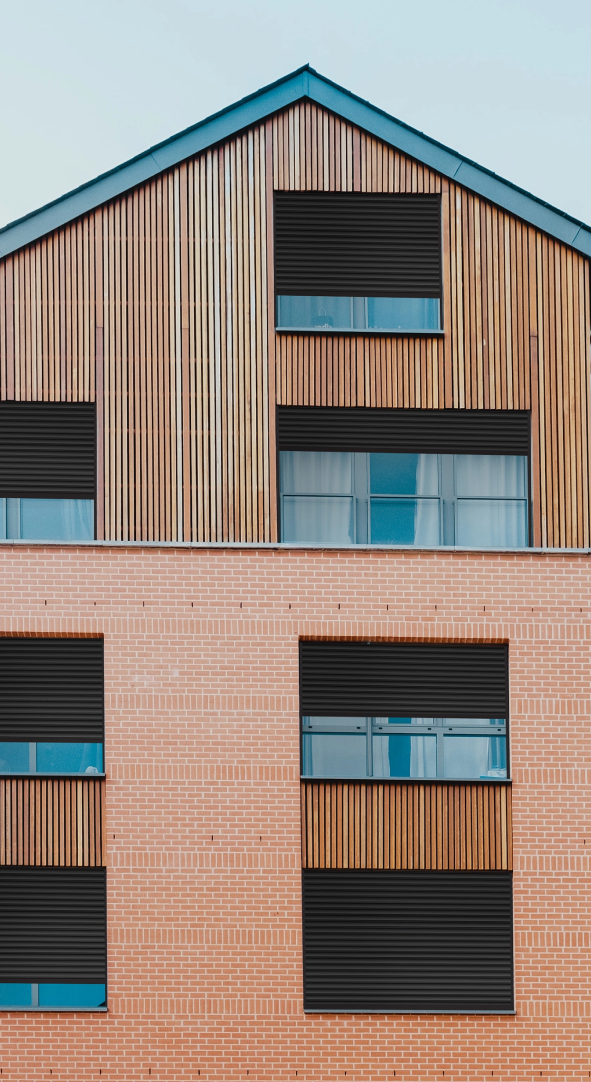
[299,641,509,782]
[274,192,441,333]
[278,407,530,548]
[0,638,104,775]
[0,402,95,541]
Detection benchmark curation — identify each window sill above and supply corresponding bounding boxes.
[276,327,445,337]
[0,772,106,779]
[301,775,512,784]
[0,1006,108,1013]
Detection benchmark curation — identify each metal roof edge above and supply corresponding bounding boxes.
[1,64,590,260]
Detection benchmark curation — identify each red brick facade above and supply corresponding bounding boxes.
[0,542,588,1080]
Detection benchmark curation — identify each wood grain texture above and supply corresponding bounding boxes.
[300,780,512,871]
[0,99,589,546]
[0,777,106,867]
[273,102,591,549]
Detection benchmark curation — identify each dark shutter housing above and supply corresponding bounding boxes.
[0,637,104,742]
[0,401,95,498]
[274,192,441,297]
[300,641,508,718]
[278,406,530,457]
[0,867,106,983]
[303,869,513,1012]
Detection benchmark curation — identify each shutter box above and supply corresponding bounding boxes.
[0,637,104,742]
[277,406,530,457]
[300,641,508,719]
[0,401,96,499]
[0,867,106,983]
[274,192,441,298]
[303,869,514,1012]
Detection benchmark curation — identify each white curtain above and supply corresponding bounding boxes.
[454,455,528,547]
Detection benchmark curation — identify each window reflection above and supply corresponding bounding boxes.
[0,742,103,774]
[0,498,94,541]
[276,296,441,332]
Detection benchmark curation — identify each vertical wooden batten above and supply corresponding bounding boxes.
[300,780,512,872]
[0,778,106,867]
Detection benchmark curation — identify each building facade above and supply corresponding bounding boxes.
[0,65,589,1079]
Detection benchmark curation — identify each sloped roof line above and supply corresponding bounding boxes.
[1,64,590,259]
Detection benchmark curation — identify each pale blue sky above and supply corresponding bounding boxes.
[1,0,589,229]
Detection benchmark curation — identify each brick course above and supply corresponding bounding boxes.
[0,543,590,1080]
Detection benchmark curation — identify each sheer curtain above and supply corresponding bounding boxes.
[454,455,528,547]
[281,452,354,543]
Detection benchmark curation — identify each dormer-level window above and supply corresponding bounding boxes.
[0,402,95,541]
[278,407,530,548]
[274,192,441,333]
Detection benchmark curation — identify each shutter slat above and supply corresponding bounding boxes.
[0,867,106,983]
[300,641,508,718]
[0,402,95,498]
[303,869,513,1012]
[275,192,441,298]
[0,638,104,742]
[278,407,530,456]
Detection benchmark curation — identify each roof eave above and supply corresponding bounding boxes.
[1,64,590,259]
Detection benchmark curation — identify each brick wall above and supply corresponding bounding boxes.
[0,543,589,1081]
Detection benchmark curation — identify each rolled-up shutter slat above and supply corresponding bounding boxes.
[0,402,95,498]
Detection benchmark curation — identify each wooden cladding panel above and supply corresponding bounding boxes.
[273,102,591,549]
[0,100,589,546]
[0,778,106,867]
[0,129,271,543]
[300,780,512,871]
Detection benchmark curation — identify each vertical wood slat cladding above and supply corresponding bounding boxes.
[300,780,512,871]
[0,99,589,546]
[0,778,106,867]
[0,130,271,542]
[273,102,591,549]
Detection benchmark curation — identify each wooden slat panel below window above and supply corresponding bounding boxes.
[300,780,512,871]
[0,778,106,867]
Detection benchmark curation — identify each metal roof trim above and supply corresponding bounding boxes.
[1,64,590,259]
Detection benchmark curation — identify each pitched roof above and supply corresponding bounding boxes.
[1,64,590,260]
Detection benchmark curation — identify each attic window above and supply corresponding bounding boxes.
[274,192,442,333]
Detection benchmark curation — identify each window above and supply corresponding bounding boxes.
[0,638,104,775]
[0,402,95,541]
[278,407,530,548]
[0,868,106,1010]
[299,641,509,782]
[275,192,441,333]
[303,869,514,1012]
[302,717,506,779]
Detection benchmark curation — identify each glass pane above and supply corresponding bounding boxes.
[443,718,505,727]
[282,496,353,543]
[19,499,94,541]
[0,743,30,772]
[456,499,528,547]
[277,296,353,330]
[280,451,352,494]
[370,498,440,545]
[443,736,507,778]
[373,735,437,777]
[370,453,439,495]
[36,744,103,774]
[302,733,366,777]
[367,297,440,330]
[38,984,106,1008]
[454,455,527,498]
[0,984,32,1006]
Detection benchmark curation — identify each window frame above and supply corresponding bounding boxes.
[301,716,509,781]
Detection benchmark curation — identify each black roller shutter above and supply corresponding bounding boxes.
[277,406,530,457]
[303,869,513,1012]
[0,637,104,742]
[275,192,441,297]
[300,641,508,718]
[0,867,106,984]
[0,401,95,498]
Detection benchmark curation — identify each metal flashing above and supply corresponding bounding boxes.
[0,64,589,259]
